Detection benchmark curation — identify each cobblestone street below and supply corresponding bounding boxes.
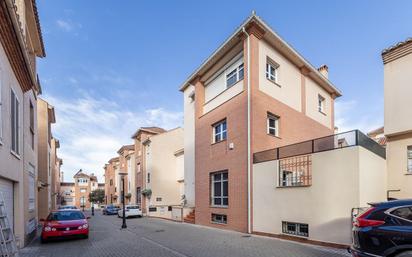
[20,212,350,257]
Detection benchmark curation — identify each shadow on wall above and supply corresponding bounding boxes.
[314,217,352,244]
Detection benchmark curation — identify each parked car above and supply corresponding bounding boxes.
[349,199,412,257]
[40,210,89,243]
[102,204,120,215]
[58,205,78,210]
[118,205,142,218]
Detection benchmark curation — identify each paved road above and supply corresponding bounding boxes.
[20,212,351,257]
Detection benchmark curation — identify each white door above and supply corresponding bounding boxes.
[0,178,14,229]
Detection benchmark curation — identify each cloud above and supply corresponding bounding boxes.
[43,93,182,183]
[56,19,81,32]
[335,100,382,134]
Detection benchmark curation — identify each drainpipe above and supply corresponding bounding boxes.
[242,27,252,234]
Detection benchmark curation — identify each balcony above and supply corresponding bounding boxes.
[253,130,385,164]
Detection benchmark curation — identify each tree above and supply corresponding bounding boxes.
[89,189,105,204]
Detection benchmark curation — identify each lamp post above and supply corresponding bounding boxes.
[119,172,128,229]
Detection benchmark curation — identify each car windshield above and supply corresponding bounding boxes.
[47,211,85,221]
[127,206,139,209]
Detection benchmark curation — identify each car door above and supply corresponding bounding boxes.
[386,206,412,247]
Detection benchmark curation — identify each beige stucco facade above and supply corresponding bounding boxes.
[253,145,386,245]
[143,128,184,219]
[0,0,45,247]
[383,39,412,199]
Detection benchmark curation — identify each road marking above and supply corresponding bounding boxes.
[141,237,190,257]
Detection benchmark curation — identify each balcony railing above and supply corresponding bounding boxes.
[253,130,386,164]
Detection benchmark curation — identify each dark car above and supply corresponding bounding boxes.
[102,205,119,215]
[349,199,412,257]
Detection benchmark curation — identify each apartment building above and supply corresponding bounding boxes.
[131,127,166,211]
[0,0,45,246]
[141,128,185,220]
[382,38,412,199]
[60,182,75,206]
[180,13,342,233]
[37,98,55,219]
[50,137,62,209]
[117,144,134,204]
[73,170,98,209]
[104,157,119,204]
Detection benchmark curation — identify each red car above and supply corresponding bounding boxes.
[40,209,90,243]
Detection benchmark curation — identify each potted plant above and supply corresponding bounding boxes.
[141,189,152,197]
[125,193,132,199]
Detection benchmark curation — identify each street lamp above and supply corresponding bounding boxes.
[119,172,128,229]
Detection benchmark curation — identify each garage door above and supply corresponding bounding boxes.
[0,178,14,230]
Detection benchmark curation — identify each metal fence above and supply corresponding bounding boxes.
[253,130,386,164]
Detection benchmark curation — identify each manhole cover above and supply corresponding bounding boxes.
[155,229,165,232]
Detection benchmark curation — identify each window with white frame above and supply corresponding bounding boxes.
[28,165,35,211]
[318,94,325,113]
[147,172,151,183]
[266,58,279,83]
[29,101,34,149]
[211,213,227,224]
[213,120,227,143]
[408,146,412,173]
[267,113,279,137]
[10,89,19,155]
[226,63,244,88]
[211,171,228,207]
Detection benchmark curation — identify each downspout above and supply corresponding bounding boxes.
[242,27,252,234]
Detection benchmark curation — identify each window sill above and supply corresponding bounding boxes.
[267,133,281,139]
[10,150,21,160]
[267,78,281,87]
[404,172,412,175]
[210,205,228,209]
[211,221,227,226]
[276,185,311,189]
[211,139,227,145]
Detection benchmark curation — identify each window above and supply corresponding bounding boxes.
[29,101,34,149]
[137,163,141,173]
[266,58,279,83]
[136,187,141,206]
[211,171,228,207]
[10,89,19,155]
[408,146,412,173]
[80,188,86,193]
[188,91,195,102]
[391,207,412,221]
[279,155,312,187]
[28,165,35,211]
[226,63,244,88]
[211,214,227,224]
[147,173,151,183]
[115,187,117,192]
[78,178,88,184]
[213,120,227,143]
[318,94,325,113]
[156,197,162,202]
[267,114,279,137]
[282,221,309,237]
[110,179,113,186]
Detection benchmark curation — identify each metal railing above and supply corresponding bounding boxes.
[254,130,386,164]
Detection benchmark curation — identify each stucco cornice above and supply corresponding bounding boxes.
[382,38,412,64]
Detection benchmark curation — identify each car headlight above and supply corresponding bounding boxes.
[51,227,56,232]
[82,224,88,229]
[44,226,51,232]
[78,226,83,230]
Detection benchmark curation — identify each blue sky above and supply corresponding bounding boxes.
[36,1,412,181]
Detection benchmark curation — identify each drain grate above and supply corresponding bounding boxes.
[155,229,165,233]
[242,235,251,238]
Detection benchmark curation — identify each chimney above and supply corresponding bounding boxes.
[317,64,329,79]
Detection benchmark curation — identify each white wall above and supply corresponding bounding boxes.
[253,146,386,245]
[258,40,301,112]
[183,86,195,207]
[305,77,332,129]
[384,53,412,136]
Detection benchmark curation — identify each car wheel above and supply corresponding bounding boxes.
[40,237,48,244]
[396,251,412,257]
[84,235,89,239]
